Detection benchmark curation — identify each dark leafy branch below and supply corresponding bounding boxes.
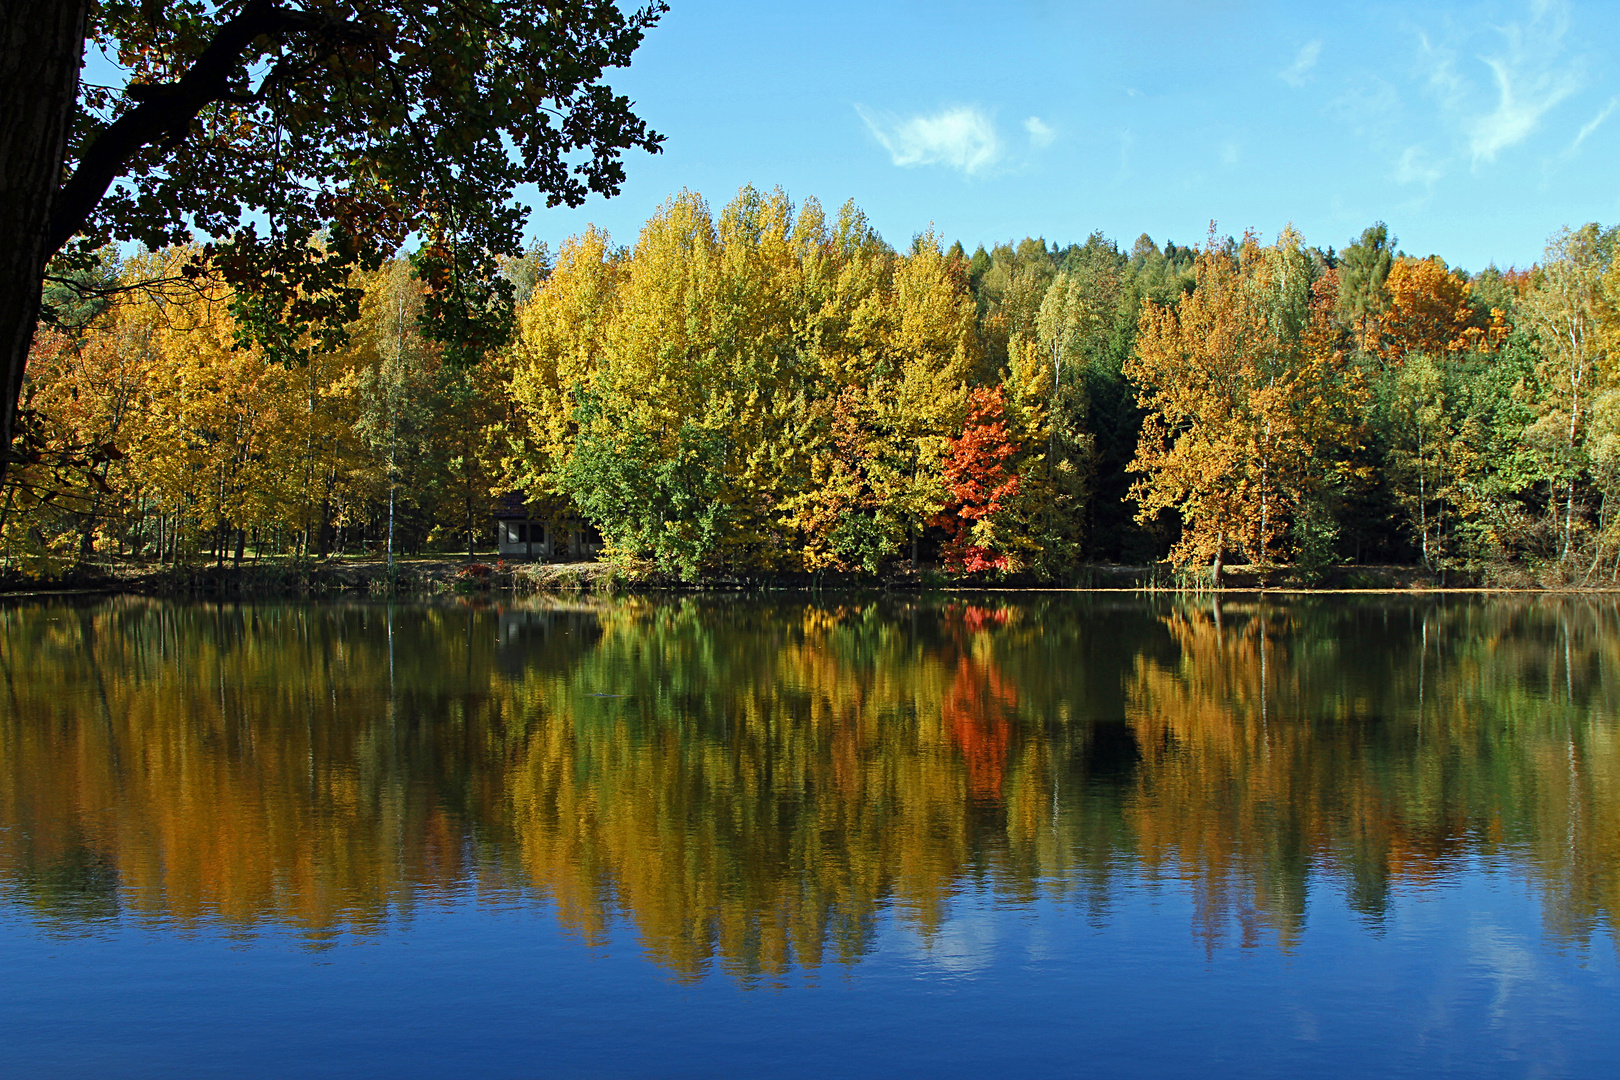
[52,0,666,364]
[50,0,373,254]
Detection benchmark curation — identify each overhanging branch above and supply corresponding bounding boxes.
[47,0,373,254]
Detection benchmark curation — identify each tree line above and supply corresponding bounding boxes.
[7,185,1618,584]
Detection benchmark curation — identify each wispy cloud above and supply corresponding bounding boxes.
[1279,40,1322,88]
[1418,31,1466,111]
[1024,116,1055,148]
[1571,96,1617,149]
[1327,77,1400,136]
[1330,2,1595,195]
[856,105,1002,175]
[1395,145,1444,188]
[1470,61,1579,164]
[1466,1,1583,164]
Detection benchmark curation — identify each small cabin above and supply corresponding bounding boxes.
[493,501,602,560]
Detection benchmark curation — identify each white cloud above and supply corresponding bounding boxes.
[1470,58,1579,163]
[1395,145,1444,187]
[856,104,1002,175]
[1466,1,1583,165]
[1024,116,1055,148]
[1220,141,1240,166]
[1279,40,1322,88]
[1571,96,1616,149]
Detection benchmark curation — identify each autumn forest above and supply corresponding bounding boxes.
[10,186,1615,586]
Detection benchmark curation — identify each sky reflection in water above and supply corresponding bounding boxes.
[1,594,1617,1077]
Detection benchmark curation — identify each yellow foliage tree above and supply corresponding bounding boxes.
[1125,229,1366,584]
[1379,256,1508,359]
[507,188,979,576]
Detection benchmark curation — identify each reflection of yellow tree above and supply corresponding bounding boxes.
[0,603,439,938]
[1126,603,1313,950]
[1123,598,1620,953]
[497,601,1044,982]
[4,596,1620,979]
[0,598,1065,978]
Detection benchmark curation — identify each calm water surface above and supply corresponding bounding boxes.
[2,594,1618,1077]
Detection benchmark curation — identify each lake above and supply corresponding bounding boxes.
[1,594,1618,1077]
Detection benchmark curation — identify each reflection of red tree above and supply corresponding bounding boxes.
[1381,816,1470,885]
[958,604,1008,633]
[417,808,468,892]
[943,655,1018,801]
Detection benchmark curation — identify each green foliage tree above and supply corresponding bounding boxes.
[1521,225,1615,561]
[1337,223,1396,350]
[505,188,979,578]
[350,260,438,568]
[1379,356,1482,570]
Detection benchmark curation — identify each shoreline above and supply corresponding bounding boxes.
[5,556,1620,599]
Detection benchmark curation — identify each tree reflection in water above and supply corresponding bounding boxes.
[1,594,1617,982]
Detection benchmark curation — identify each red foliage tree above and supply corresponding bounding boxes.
[931,386,1022,573]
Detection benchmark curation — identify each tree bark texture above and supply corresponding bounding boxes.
[0,0,88,476]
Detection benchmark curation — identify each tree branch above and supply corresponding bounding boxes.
[47,0,373,254]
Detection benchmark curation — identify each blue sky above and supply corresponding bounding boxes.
[529,0,1620,271]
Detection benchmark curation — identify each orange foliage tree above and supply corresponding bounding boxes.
[1380,256,1507,358]
[1126,229,1366,583]
[930,386,1023,573]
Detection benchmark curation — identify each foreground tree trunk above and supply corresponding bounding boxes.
[0,2,88,481]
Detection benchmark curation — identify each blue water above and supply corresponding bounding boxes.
[6,871,1615,1078]
[2,595,1618,1077]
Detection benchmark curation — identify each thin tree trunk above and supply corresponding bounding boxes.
[1568,365,1582,561]
[0,486,16,569]
[1418,424,1429,568]
[0,2,89,483]
[1049,338,1059,465]
[387,482,395,575]
[1566,479,1577,562]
